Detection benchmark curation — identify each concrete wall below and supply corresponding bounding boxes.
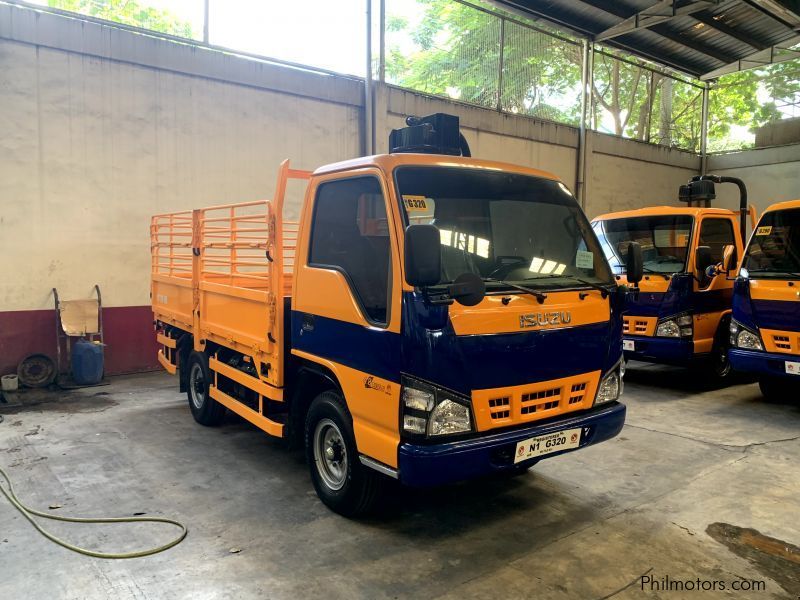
[707,144,800,215]
[0,2,740,376]
[0,3,363,375]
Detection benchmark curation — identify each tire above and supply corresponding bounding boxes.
[708,319,732,382]
[305,390,383,517]
[186,351,226,426]
[758,376,793,401]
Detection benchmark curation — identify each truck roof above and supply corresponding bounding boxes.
[313,153,562,183]
[593,206,737,221]
[763,198,800,214]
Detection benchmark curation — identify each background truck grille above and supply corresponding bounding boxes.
[622,316,656,336]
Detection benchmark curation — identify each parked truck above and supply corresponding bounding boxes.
[151,114,640,515]
[591,176,754,379]
[729,199,800,399]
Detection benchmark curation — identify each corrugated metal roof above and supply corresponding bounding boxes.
[491,0,800,79]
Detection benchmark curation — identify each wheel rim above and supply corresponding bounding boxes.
[189,363,206,409]
[313,418,347,491]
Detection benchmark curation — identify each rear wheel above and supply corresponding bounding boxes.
[186,351,226,426]
[305,390,383,516]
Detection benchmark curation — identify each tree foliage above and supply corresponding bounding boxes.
[47,0,194,39]
[385,0,799,152]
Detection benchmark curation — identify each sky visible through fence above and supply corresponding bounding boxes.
[27,0,800,153]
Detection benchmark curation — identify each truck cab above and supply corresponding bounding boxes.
[592,197,746,378]
[729,199,800,399]
[152,114,637,515]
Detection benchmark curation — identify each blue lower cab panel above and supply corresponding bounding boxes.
[397,402,625,487]
[729,348,800,380]
[623,336,695,366]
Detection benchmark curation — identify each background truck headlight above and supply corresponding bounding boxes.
[595,366,622,405]
[730,320,763,350]
[401,376,473,437]
[656,313,693,338]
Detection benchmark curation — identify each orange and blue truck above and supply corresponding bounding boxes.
[591,176,753,380]
[150,114,640,515]
[729,199,800,399]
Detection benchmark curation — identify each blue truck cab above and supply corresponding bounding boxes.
[729,199,800,399]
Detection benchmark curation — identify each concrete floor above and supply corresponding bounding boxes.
[1,365,798,600]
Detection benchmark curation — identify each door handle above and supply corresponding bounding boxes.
[301,313,315,332]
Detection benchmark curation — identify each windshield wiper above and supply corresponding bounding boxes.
[642,266,672,280]
[483,277,547,303]
[522,274,615,297]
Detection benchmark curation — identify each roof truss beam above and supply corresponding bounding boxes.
[596,0,722,41]
[701,33,800,78]
[650,23,740,63]
[691,13,770,50]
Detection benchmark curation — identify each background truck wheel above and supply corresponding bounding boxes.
[187,351,226,426]
[707,319,732,382]
[758,376,793,401]
[305,390,383,517]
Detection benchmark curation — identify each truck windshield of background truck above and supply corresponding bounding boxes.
[395,167,612,291]
[593,215,693,276]
[743,208,800,279]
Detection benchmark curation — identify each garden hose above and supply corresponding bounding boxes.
[0,464,187,559]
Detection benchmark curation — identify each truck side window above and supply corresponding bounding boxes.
[699,218,735,264]
[309,177,391,325]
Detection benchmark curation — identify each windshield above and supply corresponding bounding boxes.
[395,166,613,290]
[744,208,800,278]
[593,215,693,275]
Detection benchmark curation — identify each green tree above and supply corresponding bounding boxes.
[47,0,194,39]
[385,0,799,152]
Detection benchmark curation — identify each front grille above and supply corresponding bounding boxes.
[569,382,587,404]
[488,396,511,420]
[474,371,602,431]
[623,316,655,336]
[774,335,791,350]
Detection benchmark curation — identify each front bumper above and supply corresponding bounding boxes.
[623,336,695,366]
[397,402,625,487]
[729,348,800,379]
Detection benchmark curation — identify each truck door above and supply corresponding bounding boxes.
[693,215,738,353]
[292,171,403,468]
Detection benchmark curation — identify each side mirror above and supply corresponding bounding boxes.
[625,242,643,285]
[722,244,736,274]
[695,245,713,284]
[404,224,441,287]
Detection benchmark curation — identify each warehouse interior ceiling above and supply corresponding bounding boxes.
[490,0,800,79]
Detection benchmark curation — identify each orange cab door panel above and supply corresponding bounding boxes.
[291,170,403,468]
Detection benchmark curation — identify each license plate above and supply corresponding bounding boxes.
[623,339,635,351]
[785,361,800,375]
[514,428,582,464]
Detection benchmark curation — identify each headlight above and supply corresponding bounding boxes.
[656,313,693,338]
[429,399,471,436]
[595,367,622,405]
[730,320,763,350]
[401,376,473,437]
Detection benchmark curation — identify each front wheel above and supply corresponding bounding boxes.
[758,376,794,401]
[305,390,383,516]
[707,319,733,382]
